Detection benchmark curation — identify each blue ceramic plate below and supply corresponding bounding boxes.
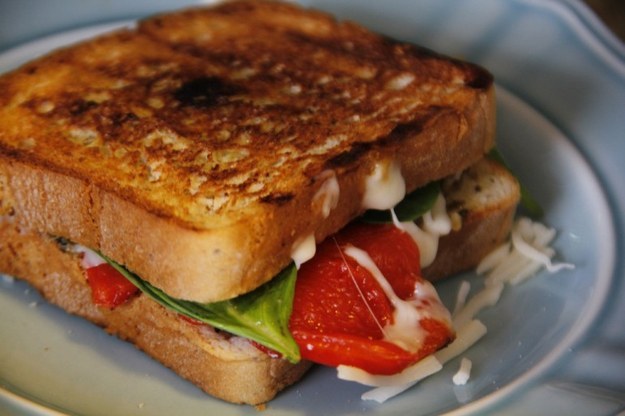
[1,1,624,415]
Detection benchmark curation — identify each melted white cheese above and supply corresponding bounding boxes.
[452,357,472,386]
[290,233,317,269]
[73,244,105,269]
[338,355,442,387]
[477,217,575,286]
[362,160,406,210]
[452,280,471,316]
[291,159,405,268]
[359,319,487,402]
[394,219,439,268]
[312,170,340,219]
[391,193,452,267]
[343,246,452,353]
[422,193,452,236]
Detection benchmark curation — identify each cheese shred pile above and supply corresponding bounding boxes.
[452,358,472,386]
[338,217,574,403]
[477,217,575,285]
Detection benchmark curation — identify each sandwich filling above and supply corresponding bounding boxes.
[69,159,460,377]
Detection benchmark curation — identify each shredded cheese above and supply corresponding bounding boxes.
[342,216,575,403]
[452,357,472,386]
[433,320,487,365]
[452,280,471,317]
[477,217,575,286]
[452,282,504,330]
[338,355,442,387]
[360,319,487,403]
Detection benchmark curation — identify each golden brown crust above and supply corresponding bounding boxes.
[0,219,311,405]
[0,0,495,302]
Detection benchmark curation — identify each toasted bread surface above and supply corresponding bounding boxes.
[0,0,495,302]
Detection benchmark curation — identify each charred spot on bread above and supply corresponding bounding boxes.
[260,192,294,205]
[69,99,100,116]
[110,112,140,126]
[387,116,430,142]
[464,65,493,90]
[174,76,241,108]
[324,142,372,169]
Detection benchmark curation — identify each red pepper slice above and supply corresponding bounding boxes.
[85,263,139,308]
[289,222,454,375]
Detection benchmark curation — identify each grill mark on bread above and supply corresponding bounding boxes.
[260,193,295,205]
[110,111,140,126]
[69,99,99,116]
[324,142,372,169]
[463,64,493,90]
[173,76,241,108]
[385,114,431,141]
[324,106,442,170]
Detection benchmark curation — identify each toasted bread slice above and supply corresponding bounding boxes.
[0,0,494,303]
[0,157,518,405]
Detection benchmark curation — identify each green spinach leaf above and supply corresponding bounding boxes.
[103,256,301,363]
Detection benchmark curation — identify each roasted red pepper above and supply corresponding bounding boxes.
[86,263,139,308]
[289,222,454,375]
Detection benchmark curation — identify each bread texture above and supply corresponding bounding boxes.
[0,0,495,302]
[0,218,312,405]
[0,157,518,405]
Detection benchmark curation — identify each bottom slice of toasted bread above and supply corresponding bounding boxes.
[0,158,518,405]
[0,218,312,405]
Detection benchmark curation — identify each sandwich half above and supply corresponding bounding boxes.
[0,0,519,405]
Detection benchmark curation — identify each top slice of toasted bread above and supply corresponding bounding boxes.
[0,0,495,302]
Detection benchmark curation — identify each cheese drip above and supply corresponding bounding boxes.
[392,193,451,267]
[290,159,405,268]
[344,246,452,353]
[362,160,406,210]
[312,169,340,219]
[291,233,316,269]
[73,244,106,269]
